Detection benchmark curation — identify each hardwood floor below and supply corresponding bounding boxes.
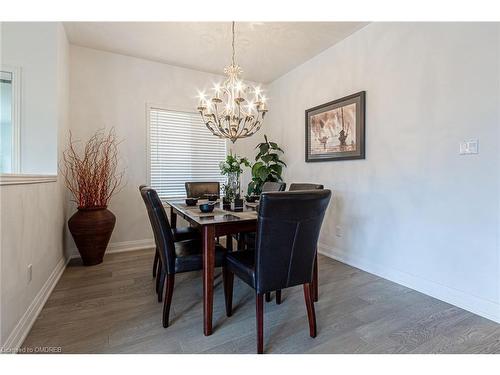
[21,249,500,354]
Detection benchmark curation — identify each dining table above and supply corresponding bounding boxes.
[165,199,258,336]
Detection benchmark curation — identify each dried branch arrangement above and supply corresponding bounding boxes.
[61,129,124,209]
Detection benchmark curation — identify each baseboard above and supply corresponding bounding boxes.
[2,256,69,352]
[68,238,155,259]
[106,239,155,254]
[318,243,500,324]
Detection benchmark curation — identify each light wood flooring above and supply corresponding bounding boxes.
[21,249,500,354]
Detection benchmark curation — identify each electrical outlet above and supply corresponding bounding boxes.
[335,225,342,238]
[27,264,32,283]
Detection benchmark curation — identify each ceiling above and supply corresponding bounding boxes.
[64,22,367,83]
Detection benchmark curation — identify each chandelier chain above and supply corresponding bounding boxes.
[231,21,235,66]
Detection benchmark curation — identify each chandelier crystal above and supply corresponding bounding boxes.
[197,22,268,143]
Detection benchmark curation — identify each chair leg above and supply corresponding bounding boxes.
[223,267,234,317]
[276,290,282,305]
[157,268,165,303]
[162,274,175,328]
[156,259,162,292]
[237,234,245,251]
[312,254,319,302]
[303,283,317,338]
[265,292,272,302]
[155,260,160,293]
[152,249,158,278]
[256,293,264,354]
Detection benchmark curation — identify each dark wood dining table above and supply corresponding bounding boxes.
[165,199,258,336]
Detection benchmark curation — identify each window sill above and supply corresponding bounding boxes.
[0,174,58,186]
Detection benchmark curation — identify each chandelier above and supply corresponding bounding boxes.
[197,22,268,143]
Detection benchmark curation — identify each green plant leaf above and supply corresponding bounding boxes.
[257,166,270,181]
[251,162,264,176]
[247,181,256,196]
[269,163,282,176]
[259,143,269,156]
[269,142,284,152]
[260,154,273,164]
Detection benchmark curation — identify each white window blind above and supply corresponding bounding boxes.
[148,107,227,199]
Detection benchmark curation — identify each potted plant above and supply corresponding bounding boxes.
[219,152,250,206]
[61,129,124,266]
[247,135,286,196]
[222,183,233,208]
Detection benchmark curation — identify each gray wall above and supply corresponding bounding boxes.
[235,23,500,321]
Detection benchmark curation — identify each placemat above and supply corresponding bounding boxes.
[187,208,228,217]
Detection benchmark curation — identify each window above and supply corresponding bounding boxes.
[0,66,20,174]
[148,106,227,199]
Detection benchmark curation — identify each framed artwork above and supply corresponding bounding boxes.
[305,91,365,162]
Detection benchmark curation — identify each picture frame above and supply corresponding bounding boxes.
[305,91,365,162]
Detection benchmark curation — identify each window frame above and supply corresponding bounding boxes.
[145,103,228,200]
[1,65,21,174]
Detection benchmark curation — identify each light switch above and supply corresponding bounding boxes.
[459,139,479,155]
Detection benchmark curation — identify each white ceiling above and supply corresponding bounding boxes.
[64,22,367,83]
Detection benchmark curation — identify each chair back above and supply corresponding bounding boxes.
[261,181,286,192]
[140,187,176,274]
[185,181,220,198]
[289,183,323,191]
[139,184,148,191]
[254,190,331,294]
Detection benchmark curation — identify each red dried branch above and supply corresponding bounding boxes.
[60,128,125,209]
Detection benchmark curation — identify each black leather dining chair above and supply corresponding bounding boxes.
[241,180,287,301]
[287,183,324,303]
[141,187,227,328]
[139,185,160,278]
[185,181,220,198]
[139,185,199,302]
[235,180,287,254]
[223,190,331,353]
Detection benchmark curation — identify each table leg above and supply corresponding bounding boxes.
[202,224,215,336]
[170,206,177,229]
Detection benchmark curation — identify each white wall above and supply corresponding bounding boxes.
[68,46,230,251]
[0,23,69,348]
[1,23,60,174]
[235,23,500,321]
